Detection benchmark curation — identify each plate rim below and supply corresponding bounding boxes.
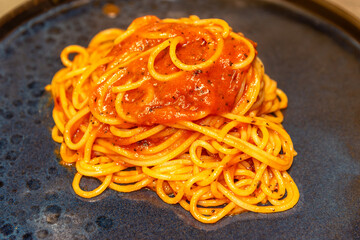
[0,0,359,42]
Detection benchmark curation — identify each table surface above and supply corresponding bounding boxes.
[0,0,360,20]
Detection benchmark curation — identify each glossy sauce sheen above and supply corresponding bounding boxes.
[90,16,256,125]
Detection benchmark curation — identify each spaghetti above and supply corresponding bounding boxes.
[46,15,299,223]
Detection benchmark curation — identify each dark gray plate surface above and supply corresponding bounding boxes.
[0,0,359,239]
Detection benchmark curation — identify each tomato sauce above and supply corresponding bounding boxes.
[90,16,256,125]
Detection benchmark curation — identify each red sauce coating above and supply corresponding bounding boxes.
[90,16,256,125]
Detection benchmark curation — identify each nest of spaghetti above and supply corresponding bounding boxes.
[47,15,299,223]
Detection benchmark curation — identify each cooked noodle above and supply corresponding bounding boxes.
[46,15,299,223]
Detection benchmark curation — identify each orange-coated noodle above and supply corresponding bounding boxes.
[46,15,299,223]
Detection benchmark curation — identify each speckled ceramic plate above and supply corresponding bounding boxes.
[0,0,359,239]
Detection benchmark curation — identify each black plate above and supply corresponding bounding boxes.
[0,0,359,239]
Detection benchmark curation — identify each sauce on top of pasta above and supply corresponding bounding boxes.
[89,16,257,125]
